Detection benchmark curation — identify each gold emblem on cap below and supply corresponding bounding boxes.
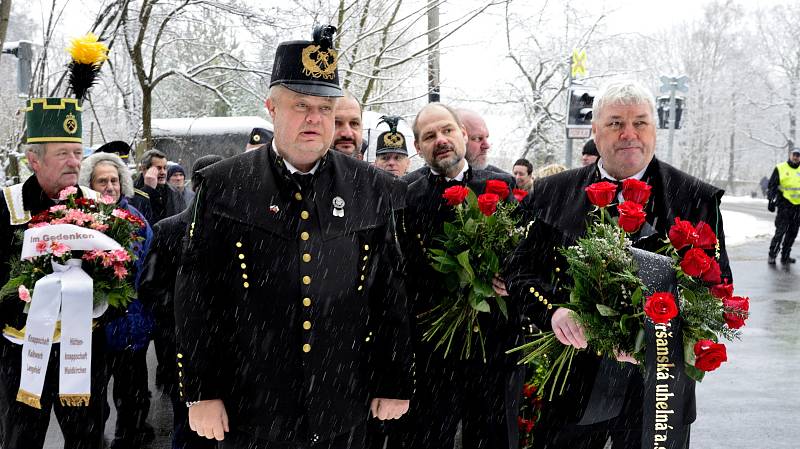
[253,134,261,142]
[63,113,78,135]
[383,132,404,148]
[301,45,338,80]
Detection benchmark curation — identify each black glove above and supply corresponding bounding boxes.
[768,201,776,212]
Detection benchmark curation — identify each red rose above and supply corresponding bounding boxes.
[485,179,510,200]
[693,339,727,372]
[668,217,699,250]
[585,181,618,208]
[617,201,647,233]
[710,282,734,300]
[680,248,713,278]
[723,295,749,329]
[442,185,470,206]
[694,221,717,249]
[621,178,651,205]
[525,419,535,433]
[477,193,500,216]
[644,292,679,324]
[522,383,537,398]
[512,188,529,202]
[701,259,722,284]
[517,417,535,433]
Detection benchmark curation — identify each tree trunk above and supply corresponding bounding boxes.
[141,86,153,155]
[789,78,797,147]
[0,0,11,64]
[728,94,736,193]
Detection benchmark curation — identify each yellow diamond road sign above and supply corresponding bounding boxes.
[571,49,587,78]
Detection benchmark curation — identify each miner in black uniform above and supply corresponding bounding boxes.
[373,116,411,177]
[389,102,524,449]
[174,25,412,449]
[506,79,731,449]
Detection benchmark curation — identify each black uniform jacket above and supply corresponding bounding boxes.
[138,207,192,391]
[174,142,412,442]
[130,176,182,225]
[505,157,731,426]
[402,167,521,364]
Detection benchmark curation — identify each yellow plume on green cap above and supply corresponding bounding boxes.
[67,33,108,66]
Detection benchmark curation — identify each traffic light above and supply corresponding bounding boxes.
[657,95,685,129]
[2,41,33,95]
[567,87,595,128]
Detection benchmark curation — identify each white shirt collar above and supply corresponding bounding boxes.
[272,141,320,175]
[430,160,470,182]
[597,158,647,182]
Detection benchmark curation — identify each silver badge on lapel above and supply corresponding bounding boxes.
[332,196,345,217]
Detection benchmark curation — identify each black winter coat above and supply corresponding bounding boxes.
[402,167,522,364]
[505,157,730,426]
[174,143,412,443]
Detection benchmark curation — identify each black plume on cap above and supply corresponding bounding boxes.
[313,25,336,51]
[378,116,400,133]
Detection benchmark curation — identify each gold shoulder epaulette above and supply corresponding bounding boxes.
[134,188,150,199]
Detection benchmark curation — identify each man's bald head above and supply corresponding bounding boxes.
[456,109,491,170]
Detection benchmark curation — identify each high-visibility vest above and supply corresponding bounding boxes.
[777,161,800,205]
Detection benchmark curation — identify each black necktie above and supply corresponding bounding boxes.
[429,172,461,187]
[601,177,623,197]
[292,172,314,191]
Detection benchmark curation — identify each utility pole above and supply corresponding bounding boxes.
[659,75,689,164]
[728,93,736,194]
[427,1,440,103]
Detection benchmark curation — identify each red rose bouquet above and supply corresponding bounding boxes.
[517,355,549,449]
[0,187,145,309]
[509,180,748,398]
[422,180,523,360]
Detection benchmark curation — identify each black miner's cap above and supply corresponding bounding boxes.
[249,127,273,145]
[95,140,131,160]
[375,116,407,156]
[582,139,599,157]
[270,25,342,97]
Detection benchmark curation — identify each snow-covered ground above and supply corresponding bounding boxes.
[719,196,774,247]
[721,195,769,205]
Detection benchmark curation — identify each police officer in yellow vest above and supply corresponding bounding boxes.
[767,147,800,264]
